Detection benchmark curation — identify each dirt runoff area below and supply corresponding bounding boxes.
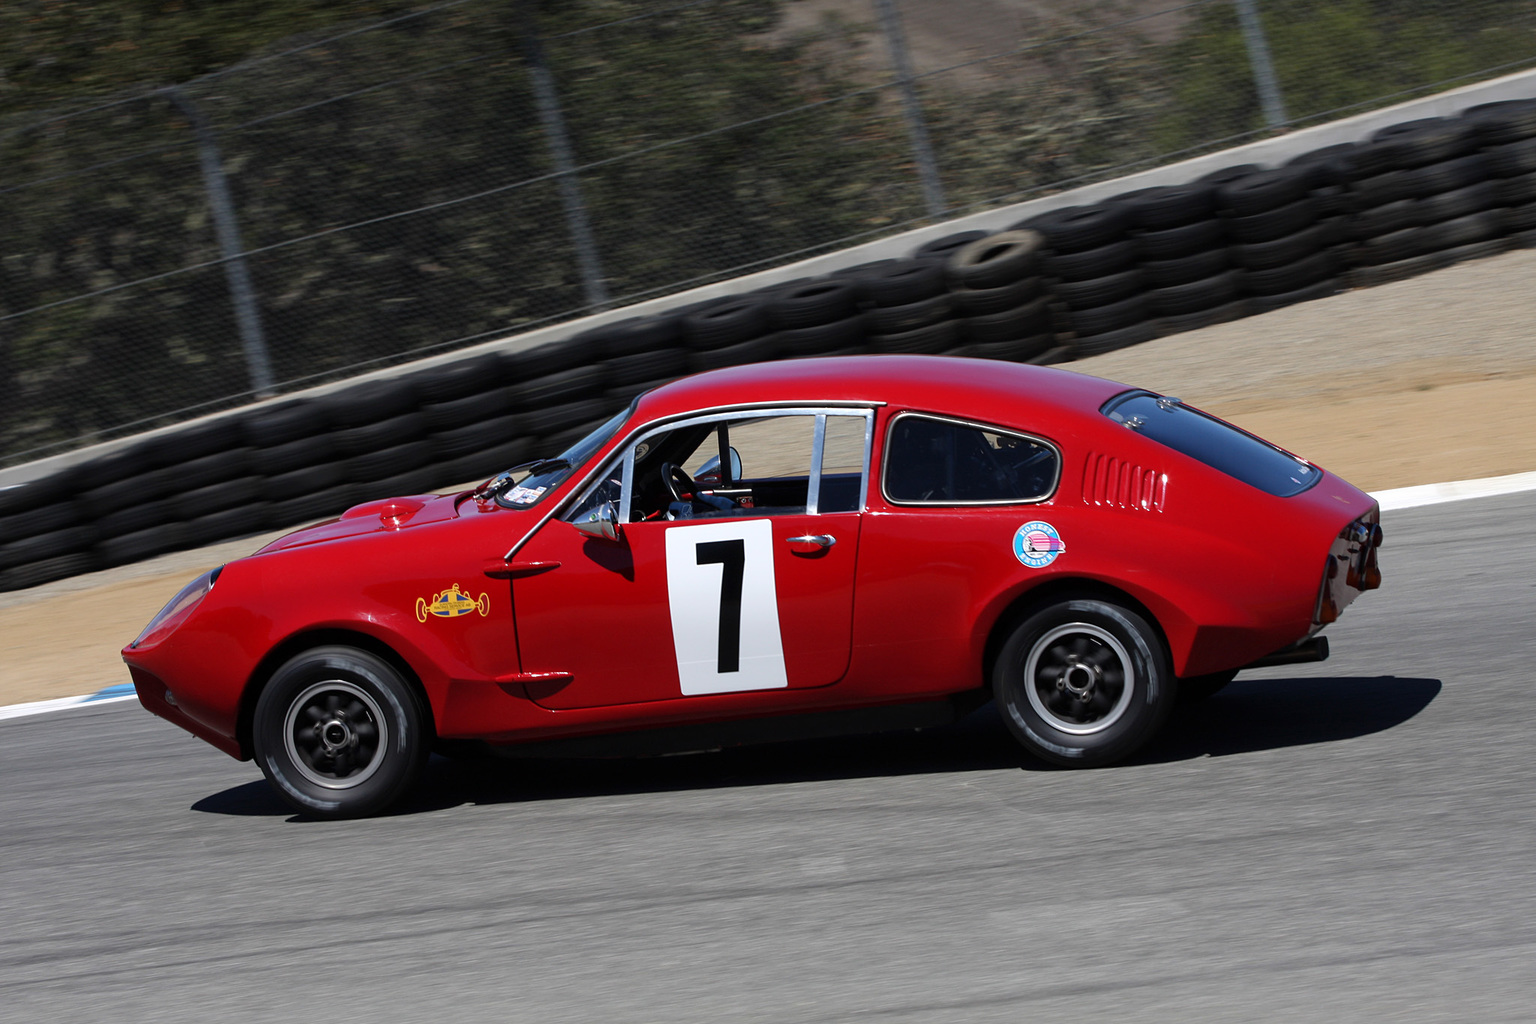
[4,248,1536,708]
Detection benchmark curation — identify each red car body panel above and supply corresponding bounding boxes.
[122,356,1379,761]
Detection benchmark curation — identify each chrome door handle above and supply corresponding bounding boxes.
[786,534,836,554]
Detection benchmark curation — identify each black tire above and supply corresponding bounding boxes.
[0,474,71,516]
[408,354,507,404]
[950,333,1055,362]
[96,522,193,567]
[993,598,1174,767]
[869,319,959,354]
[1147,271,1239,315]
[1416,179,1499,225]
[1044,238,1139,281]
[1312,183,1356,217]
[1352,168,1413,209]
[140,418,244,467]
[1109,183,1217,230]
[83,469,176,508]
[688,333,781,371]
[1140,247,1228,287]
[1226,197,1318,244]
[1357,226,1426,266]
[775,315,866,357]
[1350,198,1423,241]
[865,293,952,334]
[431,414,525,461]
[1065,293,1148,337]
[186,504,271,547]
[1369,117,1479,168]
[1496,170,1536,206]
[944,231,1045,288]
[1248,277,1340,312]
[1443,236,1514,266]
[912,229,989,262]
[680,297,770,349]
[1216,167,1309,216]
[1399,154,1487,199]
[1019,205,1131,254]
[506,335,597,380]
[94,499,176,539]
[766,279,860,329]
[1229,221,1329,270]
[1346,250,1450,287]
[960,296,1052,344]
[1179,669,1239,703]
[522,397,613,438]
[1417,208,1505,251]
[1286,143,1360,187]
[1241,249,1339,296]
[421,389,513,433]
[331,412,429,458]
[357,466,439,500]
[0,525,95,571]
[1462,99,1536,145]
[243,401,330,449]
[176,447,254,490]
[251,434,341,475]
[857,259,948,307]
[346,439,435,485]
[581,314,682,358]
[0,553,95,593]
[437,437,535,487]
[505,365,606,408]
[1482,136,1536,177]
[948,274,1044,316]
[1156,299,1249,336]
[1071,320,1159,357]
[268,483,361,528]
[253,646,431,819]
[0,500,86,542]
[1052,269,1144,310]
[607,347,689,387]
[1196,163,1264,187]
[1505,200,1536,232]
[1135,219,1223,260]
[181,477,261,518]
[324,378,422,429]
[263,463,346,502]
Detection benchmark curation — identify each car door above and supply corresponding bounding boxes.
[510,407,873,710]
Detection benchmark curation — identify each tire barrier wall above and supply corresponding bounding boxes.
[2,95,1535,592]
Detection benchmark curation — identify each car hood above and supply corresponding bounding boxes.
[254,492,468,554]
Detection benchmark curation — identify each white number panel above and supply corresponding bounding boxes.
[664,519,788,696]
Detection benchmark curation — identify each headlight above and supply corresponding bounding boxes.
[131,566,223,649]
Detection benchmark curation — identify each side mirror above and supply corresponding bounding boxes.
[572,500,622,543]
[695,447,744,487]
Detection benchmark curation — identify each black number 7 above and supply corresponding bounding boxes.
[695,539,744,673]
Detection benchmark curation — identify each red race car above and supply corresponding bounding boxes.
[123,356,1382,818]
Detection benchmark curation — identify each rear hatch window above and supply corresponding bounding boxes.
[1101,391,1321,497]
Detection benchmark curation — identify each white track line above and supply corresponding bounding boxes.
[3,470,1534,723]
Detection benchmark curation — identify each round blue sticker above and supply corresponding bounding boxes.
[1013,521,1065,568]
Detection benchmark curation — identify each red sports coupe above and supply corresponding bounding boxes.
[123,356,1382,817]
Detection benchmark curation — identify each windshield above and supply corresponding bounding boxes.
[1101,391,1321,497]
[496,407,631,508]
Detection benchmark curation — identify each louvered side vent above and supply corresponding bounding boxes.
[1082,453,1167,511]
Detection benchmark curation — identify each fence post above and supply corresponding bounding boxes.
[872,0,947,219]
[521,19,610,311]
[166,87,275,397]
[1234,0,1288,129]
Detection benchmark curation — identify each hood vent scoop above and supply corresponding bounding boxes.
[1083,453,1166,511]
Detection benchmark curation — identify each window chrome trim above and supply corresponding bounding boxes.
[505,404,877,559]
[879,410,1062,507]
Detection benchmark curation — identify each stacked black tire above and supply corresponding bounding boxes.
[1023,205,1155,357]
[1121,182,1245,336]
[936,230,1054,361]
[1209,163,1344,312]
[1465,99,1536,249]
[1346,117,1508,285]
[837,258,955,355]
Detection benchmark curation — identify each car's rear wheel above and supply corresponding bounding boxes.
[994,599,1173,767]
[253,646,430,818]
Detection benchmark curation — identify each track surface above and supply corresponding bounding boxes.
[3,492,1534,1023]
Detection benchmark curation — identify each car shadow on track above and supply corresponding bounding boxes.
[192,674,1440,819]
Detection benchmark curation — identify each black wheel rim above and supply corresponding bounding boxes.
[1023,623,1135,735]
[282,680,389,790]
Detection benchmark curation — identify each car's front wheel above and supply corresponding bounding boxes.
[253,646,431,818]
[993,598,1173,767]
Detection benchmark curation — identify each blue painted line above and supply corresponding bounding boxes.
[82,683,137,703]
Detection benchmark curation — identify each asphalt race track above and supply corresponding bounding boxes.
[2,491,1533,1023]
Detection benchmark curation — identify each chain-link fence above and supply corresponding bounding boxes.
[3,0,1534,467]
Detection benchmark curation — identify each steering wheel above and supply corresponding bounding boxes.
[661,462,698,504]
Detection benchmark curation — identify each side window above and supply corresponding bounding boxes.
[819,414,867,513]
[883,414,1058,504]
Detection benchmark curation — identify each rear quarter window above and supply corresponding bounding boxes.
[1101,391,1320,497]
[883,413,1059,504]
